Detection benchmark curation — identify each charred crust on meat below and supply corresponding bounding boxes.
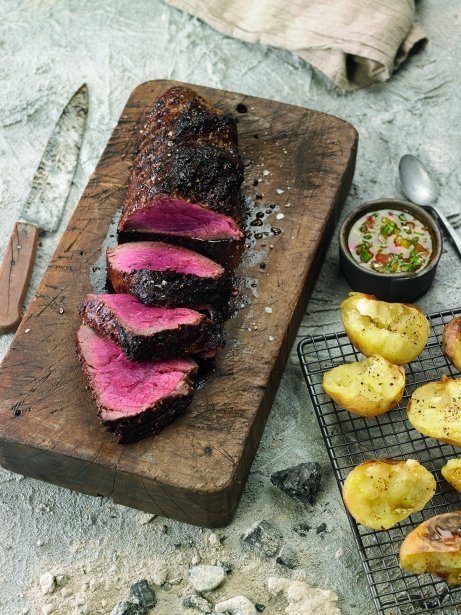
[117,231,245,269]
[118,86,245,248]
[108,268,232,310]
[101,391,194,444]
[80,294,224,362]
[76,325,198,444]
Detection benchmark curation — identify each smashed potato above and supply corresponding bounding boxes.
[407,376,461,446]
[442,459,461,492]
[400,512,461,585]
[340,292,429,365]
[322,355,405,416]
[343,459,435,530]
[443,316,461,371]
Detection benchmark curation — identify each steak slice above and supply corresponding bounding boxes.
[118,228,245,270]
[118,86,244,267]
[76,325,198,444]
[80,293,224,362]
[106,241,232,309]
[118,195,245,268]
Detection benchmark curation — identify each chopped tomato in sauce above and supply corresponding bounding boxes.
[348,209,432,274]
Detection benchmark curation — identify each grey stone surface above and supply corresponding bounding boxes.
[38,573,56,596]
[241,520,282,559]
[182,594,213,613]
[188,565,225,593]
[0,1,460,614]
[215,596,258,615]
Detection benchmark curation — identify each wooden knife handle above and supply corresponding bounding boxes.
[0,222,40,334]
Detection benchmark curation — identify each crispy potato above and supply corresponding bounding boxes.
[407,376,461,446]
[340,292,429,365]
[443,317,461,371]
[343,459,436,530]
[400,512,461,585]
[442,459,461,491]
[322,355,405,416]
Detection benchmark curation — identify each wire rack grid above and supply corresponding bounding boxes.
[298,307,461,615]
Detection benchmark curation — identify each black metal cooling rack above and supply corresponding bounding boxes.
[298,307,461,615]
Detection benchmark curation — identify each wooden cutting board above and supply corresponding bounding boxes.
[0,80,357,527]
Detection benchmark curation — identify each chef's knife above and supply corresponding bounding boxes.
[0,84,88,334]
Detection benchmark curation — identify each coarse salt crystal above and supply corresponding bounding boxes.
[276,189,284,194]
[264,307,273,314]
[263,169,270,176]
[25,329,30,333]
[276,213,285,220]
[268,336,275,342]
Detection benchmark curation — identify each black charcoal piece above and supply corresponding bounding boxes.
[270,462,321,504]
[293,523,311,537]
[128,580,156,608]
[275,546,299,569]
[110,602,147,615]
[316,522,327,534]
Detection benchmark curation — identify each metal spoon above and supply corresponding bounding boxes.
[399,154,461,258]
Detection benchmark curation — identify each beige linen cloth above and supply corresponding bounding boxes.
[165,0,427,90]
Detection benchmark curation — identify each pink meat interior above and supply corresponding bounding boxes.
[77,325,196,420]
[95,294,203,334]
[124,197,243,241]
[108,242,224,277]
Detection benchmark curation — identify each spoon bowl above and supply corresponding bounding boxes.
[399,154,461,258]
[399,154,439,206]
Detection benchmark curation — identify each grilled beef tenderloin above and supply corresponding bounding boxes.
[80,293,224,362]
[118,86,244,267]
[106,241,232,309]
[76,325,198,444]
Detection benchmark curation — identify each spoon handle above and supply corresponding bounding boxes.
[427,205,461,258]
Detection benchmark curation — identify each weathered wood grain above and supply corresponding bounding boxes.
[0,80,358,527]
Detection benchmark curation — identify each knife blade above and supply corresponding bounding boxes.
[0,84,88,334]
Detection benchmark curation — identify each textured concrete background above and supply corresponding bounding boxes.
[0,1,460,614]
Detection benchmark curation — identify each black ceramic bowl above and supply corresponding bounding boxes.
[339,199,442,302]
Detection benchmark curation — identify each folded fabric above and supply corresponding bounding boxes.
[164,0,427,90]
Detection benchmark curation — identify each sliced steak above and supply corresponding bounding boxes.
[106,241,232,309]
[118,229,245,270]
[118,196,245,268]
[118,86,244,267]
[76,325,198,444]
[80,293,224,361]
